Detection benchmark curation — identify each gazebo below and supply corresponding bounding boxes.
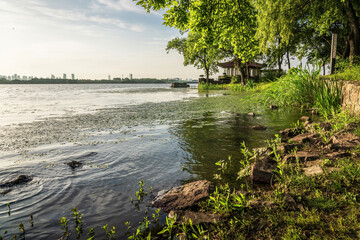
[218,59,263,80]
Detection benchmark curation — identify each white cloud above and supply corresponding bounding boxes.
[96,0,145,14]
[0,1,145,32]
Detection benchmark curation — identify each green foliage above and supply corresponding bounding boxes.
[166,33,223,80]
[329,64,360,81]
[136,0,258,62]
[260,67,343,116]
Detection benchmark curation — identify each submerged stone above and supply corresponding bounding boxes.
[0,175,32,188]
[249,125,267,130]
[66,161,83,170]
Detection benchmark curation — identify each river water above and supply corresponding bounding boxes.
[0,84,304,239]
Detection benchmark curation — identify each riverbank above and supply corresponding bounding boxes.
[147,111,360,239]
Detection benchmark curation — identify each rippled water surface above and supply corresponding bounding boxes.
[0,84,305,239]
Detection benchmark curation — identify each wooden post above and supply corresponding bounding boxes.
[330,33,338,75]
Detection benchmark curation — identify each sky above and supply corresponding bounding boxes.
[0,0,203,79]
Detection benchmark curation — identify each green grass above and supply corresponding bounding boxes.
[327,65,360,81]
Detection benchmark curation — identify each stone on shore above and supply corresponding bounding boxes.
[303,165,324,176]
[152,180,213,212]
[299,116,311,122]
[168,210,221,224]
[290,133,318,144]
[250,156,276,184]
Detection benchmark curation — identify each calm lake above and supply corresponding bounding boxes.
[0,84,305,239]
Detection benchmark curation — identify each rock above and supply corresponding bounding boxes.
[280,143,302,154]
[66,161,83,169]
[1,189,12,195]
[249,125,267,130]
[326,151,352,159]
[283,151,320,163]
[269,105,278,110]
[303,165,323,176]
[0,175,32,188]
[250,199,276,209]
[299,116,311,122]
[250,156,276,184]
[290,133,318,144]
[284,193,296,205]
[248,112,256,117]
[279,128,303,138]
[168,210,221,224]
[152,180,212,212]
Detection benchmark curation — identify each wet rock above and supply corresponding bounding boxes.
[290,133,318,144]
[299,116,311,122]
[303,165,324,176]
[152,180,212,212]
[269,105,278,110]
[250,156,276,184]
[249,125,267,130]
[168,210,221,224]
[0,175,32,188]
[283,151,320,163]
[1,189,12,195]
[66,161,83,170]
[248,112,256,117]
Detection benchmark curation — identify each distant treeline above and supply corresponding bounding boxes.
[0,78,195,84]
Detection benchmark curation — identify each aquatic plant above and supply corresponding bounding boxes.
[259,66,343,116]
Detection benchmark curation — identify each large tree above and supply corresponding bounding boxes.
[255,0,360,63]
[136,0,259,75]
[166,34,223,82]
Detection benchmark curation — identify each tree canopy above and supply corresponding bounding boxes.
[136,0,360,75]
[166,33,223,81]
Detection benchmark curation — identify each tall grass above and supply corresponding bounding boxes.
[260,67,343,116]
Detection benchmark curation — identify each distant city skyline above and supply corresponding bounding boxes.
[0,72,194,81]
[0,0,203,80]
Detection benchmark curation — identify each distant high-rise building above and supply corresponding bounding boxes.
[108,75,111,80]
[51,74,55,79]
[71,74,75,80]
[63,73,67,79]
[23,76,27,80]
[129,74,133,80]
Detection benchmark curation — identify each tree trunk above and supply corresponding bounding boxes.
[286,50,291,70]
[323,60,326,76]
[278,55,282,77]
[342,39,350,59]
[205,67,210,84]
[344,0,360,63]
[235,58,246,85]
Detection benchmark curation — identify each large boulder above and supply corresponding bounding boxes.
[152,180,213,212]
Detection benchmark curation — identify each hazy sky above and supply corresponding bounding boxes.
[0,0,203,79]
